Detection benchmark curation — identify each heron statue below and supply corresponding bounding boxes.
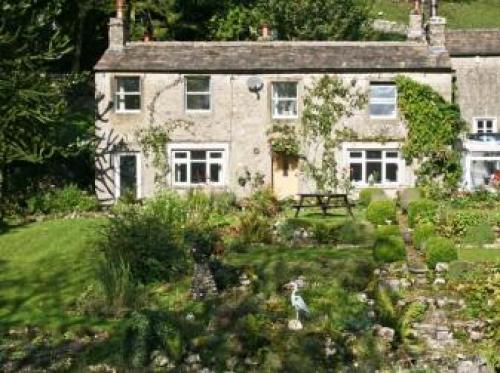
[290,281,310,321]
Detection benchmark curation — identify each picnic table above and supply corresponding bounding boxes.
[292,193,354,218]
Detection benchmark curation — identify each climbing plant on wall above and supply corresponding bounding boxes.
[395,76,466,195]
[301,75,366,192]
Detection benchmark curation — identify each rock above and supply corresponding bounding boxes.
[457,360,477,373]
[367,299,375,307]
[373,268,381,275]
[436,298,447,308]
[367,310,376,319]
[382,278,402,292]
[374,325,395,342]
[151,351,170,368]
[397,299,406,308]
[435,262,449,273]
[409,266,428,275]
[190,263,218,299]
[185,312,195,321]
[186,354,201,364]
[469,330,484,341]
[288,319,303,331]
[400,278,411,289]
[433,277,446,286]
[88,364,116,373]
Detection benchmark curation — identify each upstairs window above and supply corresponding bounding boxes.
[115,77,141,113]
[369,83,397,119]
[185,76,211,111]
[475,118,497,134]
[272,82,298,119]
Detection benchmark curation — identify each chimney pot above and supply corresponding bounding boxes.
[116,0,124,19]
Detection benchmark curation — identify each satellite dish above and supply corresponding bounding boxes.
[247,76,264,92]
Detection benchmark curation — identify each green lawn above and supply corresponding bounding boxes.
[0,218,104,331]
[372,0,500,29]
[458,248,500,262]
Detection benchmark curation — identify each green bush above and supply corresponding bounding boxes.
[186,189,237,222]
[426,236,457,269]
[450,210,487,237]
[376,225,400,238]
[334,221,375,245]
[463,224,496,246]
[359,188,387,207]
[447,260,475,281]
[373,235,406,263]
[238,210,273,244]
[97,196,188,284]
[27,185,99,215]
[366,200,397,226]
[407,199,438,228]
[398,188,422,213]
[275,218,314,242]
[413,223,436,250]
[242,188,280,217]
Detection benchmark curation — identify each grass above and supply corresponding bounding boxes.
[0,218,105,332]
[372,0,500,29]
[458,248,500,262]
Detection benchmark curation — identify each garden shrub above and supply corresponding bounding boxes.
[407,199,438,228]
[312,221,334,244]
[97,201,188,284]
[374,288,397,327]
[27,184,99,215]
[238,210,273,244]
[463,224,496,246]
[447,260,475,281]
[274,218,314,242]
[425,236,457,269]
[398,188,422,213]
[186,189,237,223]
[413,223,436,250]
[366,200,397,226]
[334,220,375,245]
[242,188,280,217]
[449,209,487,238]
[373,235,406,263]
[375,225,400,238]
[359,188,386,207]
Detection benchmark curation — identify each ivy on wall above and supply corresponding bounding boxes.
[395,76,466,194]
[267,123,300,157]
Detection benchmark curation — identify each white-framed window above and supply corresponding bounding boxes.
[369,83,397,119]
[113,152,141,199]
[348,149,401,185]
[474,117,497,134]
[115,76,141,113]
[185,76,211,112]
[168,144,228,186]
[272,82,298,119]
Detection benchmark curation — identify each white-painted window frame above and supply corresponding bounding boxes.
[473,117,497,134]
[115,76,141,114]
[345,145,403,186]
[167,143,229,187]
[113,152,142,200]
[369,83,398,119]
[272,81,299,120]
[185,75,212,113]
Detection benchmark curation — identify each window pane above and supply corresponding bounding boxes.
[371,85,396,99]
[120,155,137,197]
[486,121,493,129]
[350,163,362,181]
[386,151,398,158]
[385,163,398,182]
[366,162,382,183]
[274,100,297,117]
[174,152,188,159]
[273,82,298,99]
[186,77,210,92]
[367,150,382,159]
[370,103,396,117]
[187,94,210,110]
[124,95,140,110]
[210,163,221,183]
[191,151,206,160]
[118,77,140,92]
[191,162,207,183]
[349,151,363,158]
[175,163,187,183]
[210,152,222,159]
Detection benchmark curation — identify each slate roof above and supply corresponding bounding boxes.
[446,30,500,56]
[95,41,451,73]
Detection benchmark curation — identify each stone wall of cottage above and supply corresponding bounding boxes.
[95,71,453,202]
[451,56,500,133]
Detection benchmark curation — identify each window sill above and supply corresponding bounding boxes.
[115,110,142,115]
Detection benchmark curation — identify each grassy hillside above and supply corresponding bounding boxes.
[373,0,500,29]
[0,218,104,331]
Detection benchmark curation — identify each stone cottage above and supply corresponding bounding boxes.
[94,1,500,202]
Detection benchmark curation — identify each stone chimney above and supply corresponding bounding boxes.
[109,0,126,50]
[427,16,446,50]
[408,1,424,41]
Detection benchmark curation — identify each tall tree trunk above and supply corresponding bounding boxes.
[71,4,88,73]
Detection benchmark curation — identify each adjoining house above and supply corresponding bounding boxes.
[94,0,500,203]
